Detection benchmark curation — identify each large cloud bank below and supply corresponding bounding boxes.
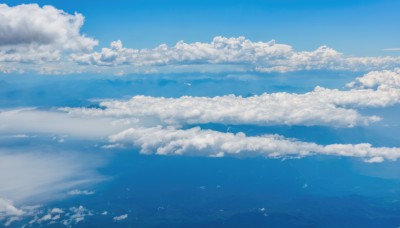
[110,126,399,163]
[63,70,400,127]
[72,37,400,73]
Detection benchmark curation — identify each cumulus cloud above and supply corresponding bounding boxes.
[109,126,400,163]
[63,70,400,128]
[0,4,97,63]
[72,36,400,73]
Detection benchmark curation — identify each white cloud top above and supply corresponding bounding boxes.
[109,126,400,163]
[63,70,400,127]
[72,36,400,73]
[0,4,97,63]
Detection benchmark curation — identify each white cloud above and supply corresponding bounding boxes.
[72,36,400,73]
[68,190,95,196]
[113,214,128,221]
[109,126,400,163]
[35,208,64,224]
[63,70,400,128]
[0,4,97,63]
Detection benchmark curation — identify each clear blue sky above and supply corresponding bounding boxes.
[4,0,400,56]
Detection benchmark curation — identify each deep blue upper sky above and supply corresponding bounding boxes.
[4,0,400,56]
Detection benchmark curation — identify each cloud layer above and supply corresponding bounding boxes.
[72,36,400,73]
[109,126,400,163]
[63,70,400,127]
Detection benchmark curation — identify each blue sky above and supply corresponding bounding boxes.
[1,1,400,227]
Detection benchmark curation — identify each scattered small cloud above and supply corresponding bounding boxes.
[62,206,93,226]
[113,214,128,221]
[68,190,95,196]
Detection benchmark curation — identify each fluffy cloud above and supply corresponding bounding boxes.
[63,70,400,128]
[0,4,97,63]
[109,126,400,163]
[72,36,400,73]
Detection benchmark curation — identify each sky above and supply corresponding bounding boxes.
[1,0,400,227]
